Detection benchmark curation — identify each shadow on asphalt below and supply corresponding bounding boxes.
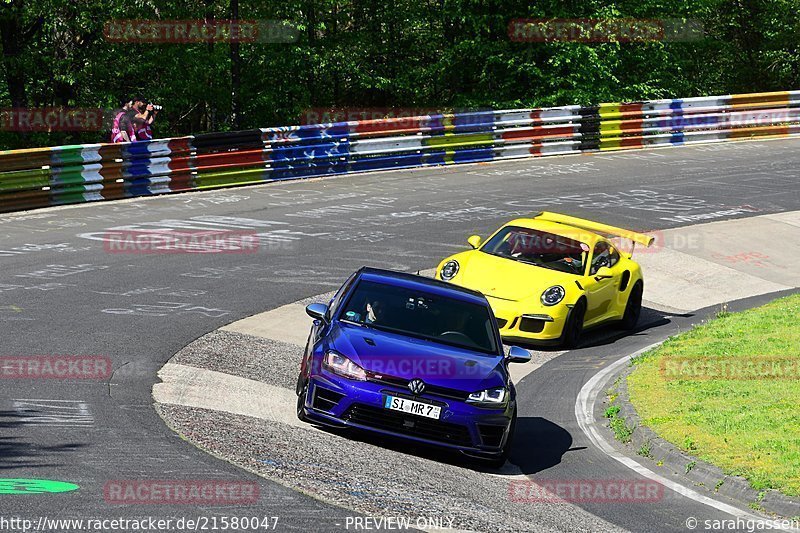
[0,410,86,470]
[316,416,577,475]
[507,416,577,475]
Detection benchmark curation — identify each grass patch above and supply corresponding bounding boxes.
[609,416,634,443]
[628,293,800,496]
[604,402,635,444]
[637,442,652,458]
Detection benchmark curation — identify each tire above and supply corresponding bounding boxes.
[620,282,643,331]
[486,410,517,469]
[296,381,309,422]
[562,299,586,349]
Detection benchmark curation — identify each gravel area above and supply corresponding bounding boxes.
[170,330,302,390]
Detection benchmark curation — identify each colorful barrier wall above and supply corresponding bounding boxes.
[1,90,799,213]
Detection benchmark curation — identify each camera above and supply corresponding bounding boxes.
[151,104,163,111]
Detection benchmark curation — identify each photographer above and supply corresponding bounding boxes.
[132,96,161,141]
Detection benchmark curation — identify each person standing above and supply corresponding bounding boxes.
[132,96,158,141]
[110,98,134,143]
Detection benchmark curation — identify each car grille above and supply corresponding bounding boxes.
[343,404,473,447]
[312,387,345,413]
[367,375,469,401]
[478,424,507,448]
[496,318,508,329]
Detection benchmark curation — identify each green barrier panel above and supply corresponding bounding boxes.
[52,145,91,166]
[50,166,100,186]
[0,168,50,191]
[193,167,270,189]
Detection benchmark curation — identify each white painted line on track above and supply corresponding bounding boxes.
[575,344,800,532]
[154,363,313,430]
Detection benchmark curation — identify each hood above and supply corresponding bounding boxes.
[459,251,578,301]
[329,322,505,391]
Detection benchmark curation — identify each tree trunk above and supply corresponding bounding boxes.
[305,0,317,102]
[0,0,28,108]
[204,0,216,131]
[230,0,241,129]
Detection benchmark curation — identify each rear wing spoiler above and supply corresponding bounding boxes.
[533,211,655,248]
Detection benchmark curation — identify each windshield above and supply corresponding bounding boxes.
[339,280,499,355]
[481,226,588,275]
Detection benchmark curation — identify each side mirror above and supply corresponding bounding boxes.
[305,303,329,321]
[595,266,613,279]
[507,346,532,364]
[467,235,482,249]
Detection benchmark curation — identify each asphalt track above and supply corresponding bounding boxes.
[1,138,800,532]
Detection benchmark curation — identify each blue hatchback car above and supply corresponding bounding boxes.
[296,267,531,466]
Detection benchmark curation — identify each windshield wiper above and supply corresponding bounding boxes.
[340,318,377,330]
[511,257,543,267]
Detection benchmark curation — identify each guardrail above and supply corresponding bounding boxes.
[1,90,799,213]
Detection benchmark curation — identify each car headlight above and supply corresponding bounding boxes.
[323,350,367,381]
[467,387,507,406]
[541,285,565,306]
[440,260,459,281]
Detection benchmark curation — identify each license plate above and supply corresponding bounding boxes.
[384,396,441,420]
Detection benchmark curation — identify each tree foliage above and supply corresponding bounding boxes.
[0,0,798,148]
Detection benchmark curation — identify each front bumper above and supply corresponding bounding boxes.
[488,296,569,343]
[300,370,513,455]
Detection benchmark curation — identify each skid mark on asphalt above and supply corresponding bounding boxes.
[11,399,93,427]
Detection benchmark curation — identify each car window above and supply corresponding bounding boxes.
[480,225,588,275]
[590,241,620,275]
[339,280,499,355]
[327,272,358,320]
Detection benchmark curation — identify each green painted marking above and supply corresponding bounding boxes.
[0,479,79,494]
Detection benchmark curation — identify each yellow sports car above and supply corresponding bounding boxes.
[434,212,654,347]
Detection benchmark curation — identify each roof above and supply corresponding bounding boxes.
[358,267,489,305]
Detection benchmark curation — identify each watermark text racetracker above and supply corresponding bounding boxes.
[104,19,298,43]
[102,230,263,254]
[0,108,104,132]
[509,479,664,503]
[0,515,280,532]
[96,230,300,254]
[508,18,704,42]
[78,216,324,253]
[661,356,800,381]
[0,356,111,380]
[103,480,258,505]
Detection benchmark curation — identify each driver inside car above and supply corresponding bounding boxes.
[365,299,385,324]
[344,297,386,325]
